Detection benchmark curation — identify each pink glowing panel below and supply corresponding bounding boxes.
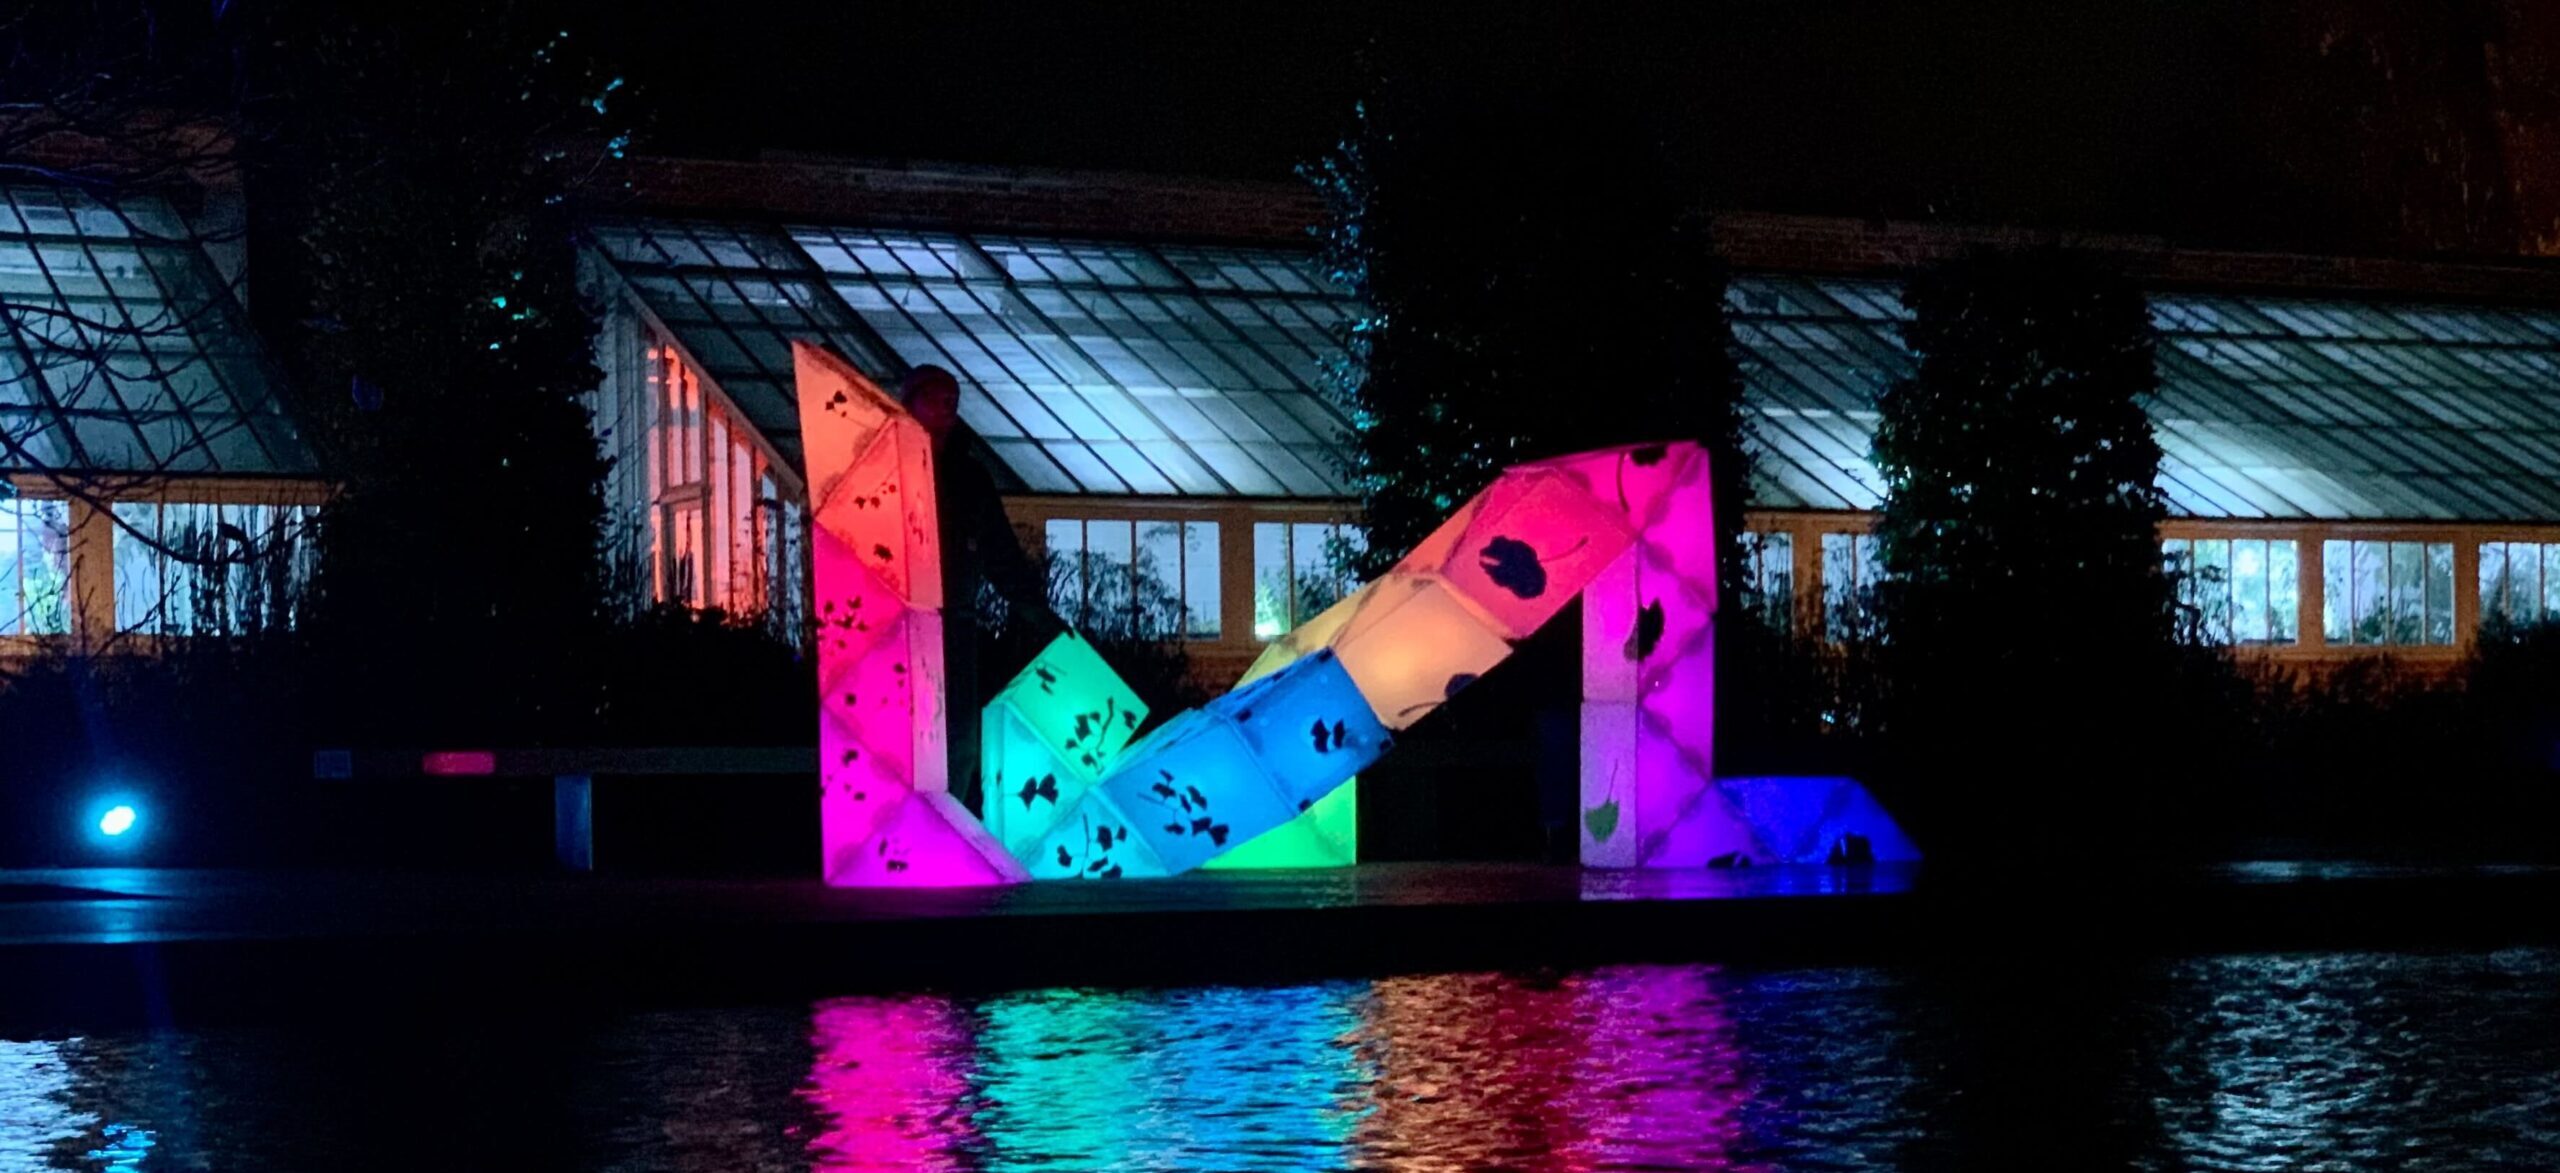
[1329,572,1517,730]
[1521,443,1705,542]
[1396,468,1638,640]
[816,601,942,788]
[797,340,1023,887]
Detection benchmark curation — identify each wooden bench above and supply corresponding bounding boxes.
[311,747,816,871]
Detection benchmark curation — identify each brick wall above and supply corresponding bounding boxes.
[1714,211,2560,303]
[598,155,1322,246]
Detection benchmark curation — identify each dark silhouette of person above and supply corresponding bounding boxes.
[900,364,1062,816]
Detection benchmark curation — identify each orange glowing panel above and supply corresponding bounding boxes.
[1327,572,1517,731]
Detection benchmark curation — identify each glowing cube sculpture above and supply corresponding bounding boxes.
[981,632,1148,863]
[1572,443,1733,867]
[1034,441,1731,878]
[1203,589,1372,869]
[1717,776,1922,865]
[797,342,1025,887]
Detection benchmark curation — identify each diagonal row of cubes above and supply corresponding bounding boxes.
[986,442,1719,878]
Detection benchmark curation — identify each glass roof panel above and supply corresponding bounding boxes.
[600,217,1362,497]
[1728,273,2560,521]
[0,186,311,476]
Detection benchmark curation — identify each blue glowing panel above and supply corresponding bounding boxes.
[1090,710,1301,875]
[1716,776,1921,865]
[1204,648,1391,810]
[1028,789,1170,880]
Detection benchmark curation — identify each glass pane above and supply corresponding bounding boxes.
[1252,521,1288,640]
[2351,540,2386,645]
[2543,544,2560,624]
[1182,521,1220,639]
[1290,522,1343,626]
[2514,541,2544,625]
[24,499,70,635]
[2195,539,2233,645]
[1822,532,1860,641]
[0,499,20,635]
[1137,520,1183,638]
[113,501,161,632]
[2269,541,2300,643]
[2323,540,2352,642]
[2481,542,2510,625]
[2389,541,2425,645]
[1044,519,1085,621]
[2425,542,2454,645]
[1749,530,1796,626]
[1084,519,1134,630]
[2232,539,2268,643]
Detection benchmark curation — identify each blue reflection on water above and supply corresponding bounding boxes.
[1,950,2554,1170]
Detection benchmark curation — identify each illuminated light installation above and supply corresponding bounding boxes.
[97,805,137,837]
[796,341,1024,887]
[1717,776,1923,865]
[1573,442,1742,867]
[980,631,1148,863]
[1203,584,1375,868]
[1025,442,1704,879]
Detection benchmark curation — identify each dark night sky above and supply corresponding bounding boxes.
[576,1,2343,242]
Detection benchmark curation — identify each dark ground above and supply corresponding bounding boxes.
[4,861,2556,1036]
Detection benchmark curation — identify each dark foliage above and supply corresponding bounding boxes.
[246,2,627,744]
[1304,80,1746,588]
[1869,248,2240,867]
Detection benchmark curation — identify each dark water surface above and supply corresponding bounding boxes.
[3,949,2553,1171]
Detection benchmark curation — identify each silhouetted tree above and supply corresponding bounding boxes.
[1870,247,2221,866]
[252,2,628,743]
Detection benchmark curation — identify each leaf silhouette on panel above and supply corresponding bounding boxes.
[1630,443,1667,467]
[1625,599,1666,662]
[1164,822,1187,836]
[1184,785,1208,810]
[1584,798,1621,844]
[1310,718,1333,754]
[1189,816,1214,835]
[1055,845,1074,869]
[1207,824,1231,846]
[1095,825,1116,850]
[1100,864,1123,879]
[1016,774,1060,810]
[1478,536,1549,599]
[1150,780,1179,801]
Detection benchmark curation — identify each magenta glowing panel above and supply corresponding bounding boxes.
[1577,443,1726,867]
[797,341,1025,887]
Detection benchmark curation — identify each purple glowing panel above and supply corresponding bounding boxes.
[1577,443,1724,868]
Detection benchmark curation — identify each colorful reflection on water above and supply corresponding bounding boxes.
[4,952,2557,1170]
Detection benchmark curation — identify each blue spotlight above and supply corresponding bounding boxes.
[86,796,145,848]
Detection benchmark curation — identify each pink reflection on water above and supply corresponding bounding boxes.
[800,996,979,1171]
